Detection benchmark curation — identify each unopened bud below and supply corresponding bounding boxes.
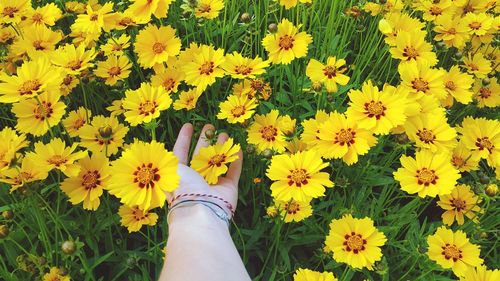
[240,13,251,23]
[262,149,273,159]
[2,210,13,220]
[268,23,278,33]
[98,126,113,139]
[204,128,216,139]
[0,224,9,239]
[61,240,76,255]
[485,184,498,197]
[312,82,322,92]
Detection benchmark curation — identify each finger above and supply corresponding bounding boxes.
[193,124,215,155]
[216,132,229,144]
[172,123,194,165]
[224,149,243,186]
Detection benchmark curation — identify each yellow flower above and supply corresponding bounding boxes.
[65,1,86,14]
[278,115,296,136]
[173,88,203,111]
[62,107,92,137]
[94,54,132,86]
[474,77,500,108]
[427,226,483,277]
[22,3,62,27]
[60,153,110,211]
[0,57,62,103]
[417,0,456,22]
[393,150,461,198]
[325,214,387,270]
[262,18,312,65]
[363,0,404,16]
[300,110,330,149]
[379,13,425,46]
[434,14,470,50]
[346,80,408,135]
[316,112,378,165]
[11,92,66,136]
[181,44,225,91]
[293,268,337,281]
[217,94,258,124]
[266,149,333,202]
[107,99,125,117]
[190,138,241,185]
[233,78,273,100]
[126,0,174,24]
[450,142,480,172]
[71,2,116,35]
[222,52,269,79]
[194,0,224,19]
[390,30,438,66]
[151,64,185,94]
[29,138,87,177]
[404,112,457,153]
[457,117,499,169]
[78,115,129,156]
[247,109,288,153]
[10,25,63,58]
[134,24,181,69]
[51,44,97,75]
[306,57,350,93]
[100,34,131,56]
[108,141,179,210]
[463,12,493,36]
[118,204,159,233]
[122,82,172,126]
[443,65,474,104]
[399,61,447,100]
[437,184,482,226]
[0,127,27,172]
[0,0,30,24]
[0,155,49,192]
[42,267,70,281]
[460,265,500,281]
[463,53,492,79]
[275,199,313,223]
[60,73,79,96]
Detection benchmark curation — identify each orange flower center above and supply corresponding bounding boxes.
[47,155,67,167]
[34,101,54,120]
[334,128,355,146]
[73,118,86,130]
[139,101,157,115]
[198,4,212,13]
[67,60,83,71]
[287,168,310,187]
[364,101,386,119]
[32,13,43,23]
[416,168,438,186]
[323,66,337,79]
[429,6,442,16]
[82,170,100,190]
[132,207,148,221]
[417,128,436,144]
[260,125,278,141]
[230,105,246,117]
[411,78,430,93]
[108,66,121,76]
[63,75,74,86]
[450,198,466,211]
[445,81,456,91]
[447,28,456,35]
[90,14,98,21]
[451,155,465,169]
[279,35,294,50]
[479,87,491,99]
[208,154,226,167]
[199,61,215,75]
[403,46,419,60]
[343,232,367,254]
[162,78,176,91]
[119,17,133,26]
[469,22,481,30]
[441,244,462,262]
[475,137,493,152]
[251,79,264,91]
[152,42,165,54]
[19,79,42,96]
[234,65,253,75]
[134,163,160,189]
[2,6,18,17]
[32,40,45,50]
[284,201,300,214]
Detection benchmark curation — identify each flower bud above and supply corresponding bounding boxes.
[0,224,9,239]
[204,128,216,139]
[268,23,278,33]
[479,175,490,184]
[312,82,322,92]
[262,149,273,159]
[2,210,13,220]
[61,240,76,255]
[98,126,113,139]
[485,184,498,197]
[240,12,251,23]
[482,78,490,86]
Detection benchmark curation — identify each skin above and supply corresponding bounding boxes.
[159,123,251,281]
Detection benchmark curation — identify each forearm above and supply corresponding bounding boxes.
[159,204,251,281]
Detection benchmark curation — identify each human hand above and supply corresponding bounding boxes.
[168,123,243,219]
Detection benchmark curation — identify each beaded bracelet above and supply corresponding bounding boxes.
[167,199,231,227]
[168,193,235,216]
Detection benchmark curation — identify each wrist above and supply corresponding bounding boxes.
[168,203,229,231]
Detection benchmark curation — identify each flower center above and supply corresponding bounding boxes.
[162,78,176,91]
[152,42,165,54]
[475,137,494,152]
[343,232,367,254]
[108,66,121,76]
[287,168,310,187]
[441,244,462,262]
[198,4,212,13]
[234,65,252,75]
[90,14,98,21]
[34,102,53,120]
[279,35,294,50]
[450,198,466,211]
[411,78,430,93]
[334,128,355,146]
[47,155,67,167]
[74,118,86,129]
[119,17,133,26]
[67,60,83,71]
[445,81,456,91]
[416,168,438,186]
[139,101,157,115]
[32,40,45,50]
[19,79,42,96]
[260,125,278,141]
[132,207,147,221]
[323,66,337,79]
[403,46,419,60]
[134,163,160,189]
[284,201,300,214]
[364,101,386,119]
[469,22,481,30]
[32,13,43,23]
[63,75,74,85]
[82,170,100,190]
[417,128,436,143]
[429,6,442,16]
[251,79,264,91]
[199,61,215,75]
[451,155,465,169]
[2,7,18,17]
[230,105,246,117]
[479,87,491,98]
[447,28,456,35]
[208,154,226,167]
